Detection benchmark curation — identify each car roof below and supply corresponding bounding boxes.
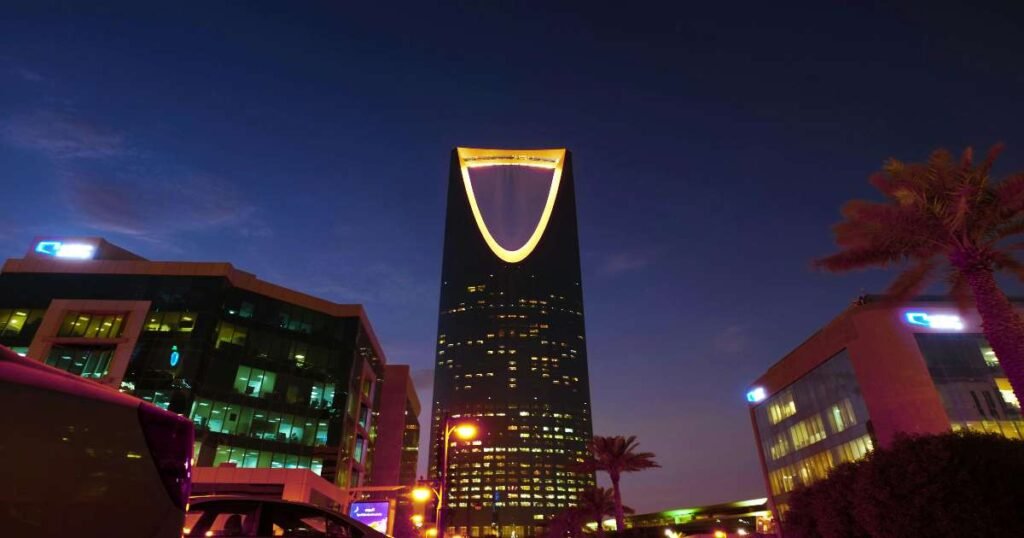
[189,495,385,537]
[0,344,147,409]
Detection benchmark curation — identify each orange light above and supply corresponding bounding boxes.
[426,529,438,537]
[411,487,433,502]
[453,423,477,440]
[713,531,726,538]
[457,147,566,263]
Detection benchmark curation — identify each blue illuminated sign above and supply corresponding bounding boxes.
[746,386,767,403]
[34,240,96,259]
[169,345,180,367]
[904,312,964,331]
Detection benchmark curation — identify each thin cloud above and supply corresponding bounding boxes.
[712,324,749,355]
[311,262,434,306]
[64,171,256,238]
[2,108,263,242]
[15,68,44,82]
[1,110,126,159]
[598,248,657,276]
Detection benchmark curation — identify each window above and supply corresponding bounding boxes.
[239,302,255,319]
[233,365,277,397]
[981,344,999,368]
[144,311,196,332]
[354,437,365,463]
[190,397,319,446]
[57,312,125,338]
[834,434,874,463]
[315,420,329,446]
[767,391,797,424]
[44,346,114,379]
[788,415,827,450]
[996,378,1020,409]
[215,322,248,349]
[0,309,43,337]
[767,433,790,460]
[827,399,857,433]
[136,390,172,410]
[767,450,835,495]
[210,444,323,475]
[310,383,336,408]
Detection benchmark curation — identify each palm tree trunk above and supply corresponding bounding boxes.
[594,519,605,538]
[963,267,1024,405]
[609,472,625,532]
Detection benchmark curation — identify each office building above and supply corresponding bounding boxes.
[0,237,412,490]
[371,364,421,488]
[371,364,422,538]
[747,295,1023,519]
[429,148,595,537]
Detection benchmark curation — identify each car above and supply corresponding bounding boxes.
[0,344,193,537]
[186,496,387,538]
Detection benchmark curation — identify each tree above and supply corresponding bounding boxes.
[580,435,659,531]
[575,487,633,538]
[783,432,1024,537]
[816,144,1024,404]
[545,508,586,538]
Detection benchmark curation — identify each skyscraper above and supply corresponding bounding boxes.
[429,148,595,538]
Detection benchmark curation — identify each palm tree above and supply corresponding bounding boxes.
[816,144,1024,404]
[581,435,660,531]
[575,486,632,538]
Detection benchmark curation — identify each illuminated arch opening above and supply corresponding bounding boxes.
[457,147,565,263]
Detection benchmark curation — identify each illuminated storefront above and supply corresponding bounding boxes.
[747,296,1024,519]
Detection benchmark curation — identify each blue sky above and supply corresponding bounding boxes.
[2,1,1024,511]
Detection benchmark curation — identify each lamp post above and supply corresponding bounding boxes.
[412,420,477,538]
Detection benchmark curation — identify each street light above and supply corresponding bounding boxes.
[411,487,433,503]
[438,420,478,538]
[408,420,479,538]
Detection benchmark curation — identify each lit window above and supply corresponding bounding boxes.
[827,399,857,433]
[767,391,797,424]
[788,415,827,450]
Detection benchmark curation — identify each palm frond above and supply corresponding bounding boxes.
[885,259,938,302]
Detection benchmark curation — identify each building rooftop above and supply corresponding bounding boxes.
[4,236,389,365]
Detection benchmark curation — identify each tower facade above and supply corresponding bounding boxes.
[429,148,595,538]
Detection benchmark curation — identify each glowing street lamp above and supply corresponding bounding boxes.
[436,419,478,538]
[411,515,425,528]
[411,487,433,503]
[453,423,477,440]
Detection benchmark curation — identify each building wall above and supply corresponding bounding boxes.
[429,149,595,536]
[0,243,397,491]
[371,364,421,487]
[748,297,1024,518]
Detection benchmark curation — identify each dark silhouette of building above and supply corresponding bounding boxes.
[428,148,595,538]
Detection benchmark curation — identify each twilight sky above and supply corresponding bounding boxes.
[3,1,1024,513]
